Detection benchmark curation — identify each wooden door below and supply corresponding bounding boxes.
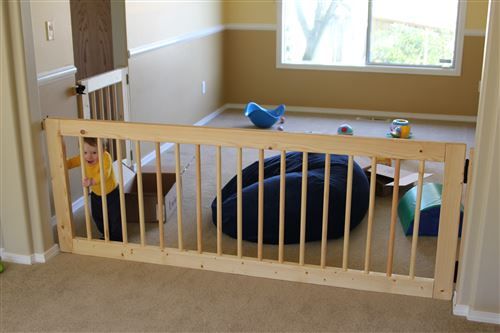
[71,0,114,81]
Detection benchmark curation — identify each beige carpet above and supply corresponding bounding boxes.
[2,253,498,332]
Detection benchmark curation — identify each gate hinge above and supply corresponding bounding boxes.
[41,116,49,131]
[454,260,459,283]
[75,84,86,95]
[463,159,469,184]
[126,74,129,85]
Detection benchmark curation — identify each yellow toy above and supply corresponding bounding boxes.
[389,119,411,139]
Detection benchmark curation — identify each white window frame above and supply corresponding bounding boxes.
[276,0,467,76]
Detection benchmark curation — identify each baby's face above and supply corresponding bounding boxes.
[83,142,98,165]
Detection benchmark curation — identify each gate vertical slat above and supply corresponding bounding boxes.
[342,155,354,271]
[278,151,286,263]
[257,149,264,260]
[299,152,309,266]
[364,156,377,273]
[320,153,331,268]
[386,158,401,276]
[78,136,92,240]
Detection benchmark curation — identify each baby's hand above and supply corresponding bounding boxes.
[82,177,94,187]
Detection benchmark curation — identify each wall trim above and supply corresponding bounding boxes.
[72,195,85,213]
[127,23,484,60]
[454,304,500,324]
[37,65,77,85]
[33,244,60,263]
[0,244,59,265]
[464,29,486,37]
[128,25,224,58]
[0,248,33,264]
[225,23,276,31]
[225,103,477,123]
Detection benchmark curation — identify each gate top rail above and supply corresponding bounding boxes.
[45,118,457,161]
[78,67,128,94]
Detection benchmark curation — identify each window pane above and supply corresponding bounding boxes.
[368,0,458,67]
[282,0,368,66]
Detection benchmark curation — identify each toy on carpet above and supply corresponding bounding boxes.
[388,119,412,138]
[337,123,353,135]
[0,261,4,273]
[398,183,463,236]
[211,152,370,244]
[376,157,392,166]
[244,102,286,129]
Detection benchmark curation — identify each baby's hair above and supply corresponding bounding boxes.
[83,137,97,147]
[83,137,109,151]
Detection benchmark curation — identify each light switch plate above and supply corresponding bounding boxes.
[45,21,54,41]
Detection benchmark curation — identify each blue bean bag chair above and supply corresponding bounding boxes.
[211,152,370,244]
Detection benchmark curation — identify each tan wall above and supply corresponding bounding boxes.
[30,0,74,73]
[125,0,222,49]
[30,0,81,215]
[223,0,488,30]
[38,78,82,206]
[128,33,224,125]
[125,1,225,157]
[224,0,276,24]
[224,30,484,116]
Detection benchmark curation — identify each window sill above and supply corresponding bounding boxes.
[276,62,461,77]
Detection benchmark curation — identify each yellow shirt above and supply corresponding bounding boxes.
[67,151,117,196]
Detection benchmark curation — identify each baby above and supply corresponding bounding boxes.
[67,138,122,241]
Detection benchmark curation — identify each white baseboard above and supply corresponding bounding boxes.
[225,103,477,123]
[0,248,33,265]
[0,244,60,265]
[139,105,226,167]
[454,304,500,324]
[193,105,225,126]
[33,244,60,263]
[139,142,174,169]
[72,195,85,213]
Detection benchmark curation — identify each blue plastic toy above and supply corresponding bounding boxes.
[245,102,286,129]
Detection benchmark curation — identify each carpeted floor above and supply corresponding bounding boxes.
[2,252,498,332]
[3,110,490,332]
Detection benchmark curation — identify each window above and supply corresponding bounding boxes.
[278,0,465,75]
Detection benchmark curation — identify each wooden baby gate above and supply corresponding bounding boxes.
[45,118,465,300]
